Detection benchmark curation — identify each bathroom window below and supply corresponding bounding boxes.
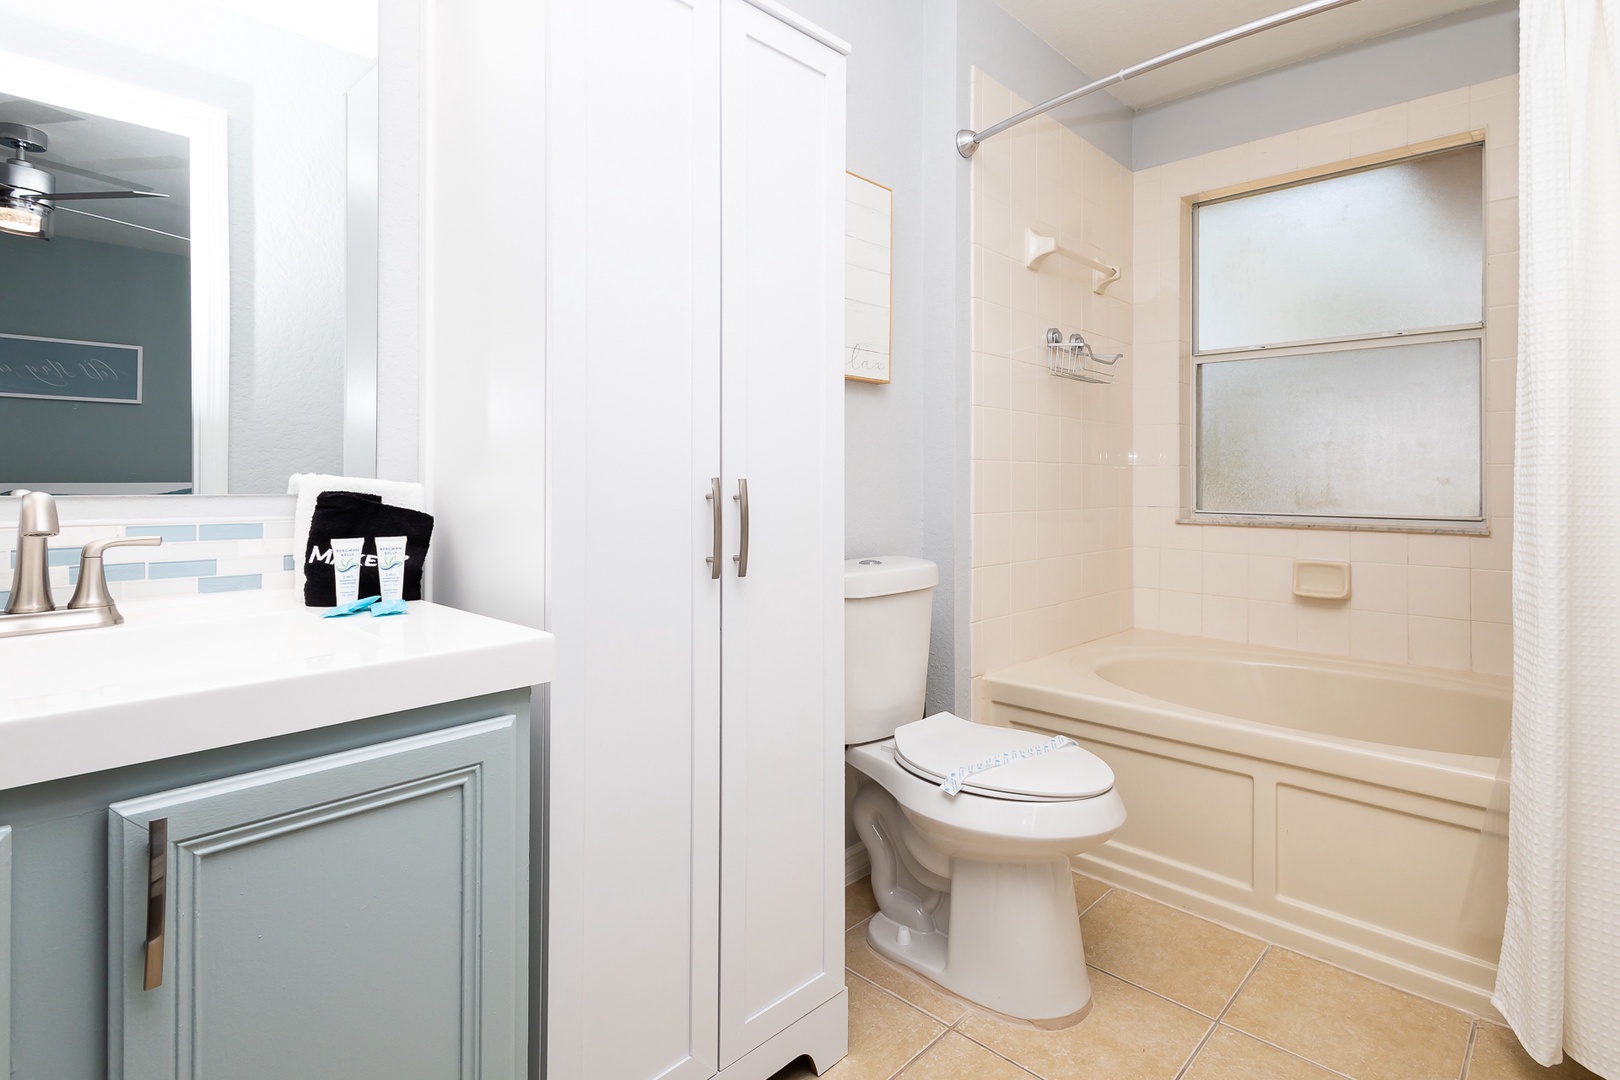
[1190,143,1486,530]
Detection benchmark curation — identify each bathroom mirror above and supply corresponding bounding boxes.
[0,0,413,496]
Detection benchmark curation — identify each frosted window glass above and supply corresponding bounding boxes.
[1197,340,1482,519]
[1195,146,1483,352]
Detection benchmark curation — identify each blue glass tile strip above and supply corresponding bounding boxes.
[283,555,296,571]
[198,574,262,593]
[10,548,82,569]
[148,559,218,580]
[68,562,145,585]
[126,525,197,543]
[199,523,264,541]
[0,591,7,609]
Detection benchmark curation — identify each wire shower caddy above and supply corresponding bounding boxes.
[1044,327,1122,384]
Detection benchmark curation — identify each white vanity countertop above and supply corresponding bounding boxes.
[0,591,554,792]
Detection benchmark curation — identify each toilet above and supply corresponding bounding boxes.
[845,557,1126,1027]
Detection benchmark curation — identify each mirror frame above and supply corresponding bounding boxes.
[1,48,231,493]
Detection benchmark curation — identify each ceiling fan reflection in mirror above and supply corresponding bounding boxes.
[0,122,167,239]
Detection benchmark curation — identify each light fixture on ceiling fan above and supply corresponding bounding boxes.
[0,122,167,239]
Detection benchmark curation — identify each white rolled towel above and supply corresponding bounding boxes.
[287,473,427,591]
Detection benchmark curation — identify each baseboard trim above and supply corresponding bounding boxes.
[845,842,869,886]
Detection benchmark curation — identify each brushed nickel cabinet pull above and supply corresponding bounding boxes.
[143,817,168,991]
[705,477,722,580]
[733,479,750,578]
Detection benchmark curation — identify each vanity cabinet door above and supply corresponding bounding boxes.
[108,716,523,1080]
[1,825,11,1075]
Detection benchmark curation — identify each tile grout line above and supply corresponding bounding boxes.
[1073,875,1112,919]
[945,1006,1050,1080]
[1172,944,1271,1080]
[884,1023,956,1080]
[1457,1018,1480,1080]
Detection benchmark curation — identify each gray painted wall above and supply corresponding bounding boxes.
[0,235,191,485]
[1134,1,1521,168]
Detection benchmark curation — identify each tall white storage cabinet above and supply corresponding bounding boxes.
[546,2,848,1079]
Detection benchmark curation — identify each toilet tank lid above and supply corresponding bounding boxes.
[845,556,939,599]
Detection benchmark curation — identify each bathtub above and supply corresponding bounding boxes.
[982,629,1510,1016]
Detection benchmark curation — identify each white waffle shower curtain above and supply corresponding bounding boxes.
[1494,1,1620,1073]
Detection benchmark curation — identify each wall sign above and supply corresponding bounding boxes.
[845,172,893,384]
[0,332,142,404]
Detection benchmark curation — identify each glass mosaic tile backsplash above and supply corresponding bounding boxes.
[1,517,298,611]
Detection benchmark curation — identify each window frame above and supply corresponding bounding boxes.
[1180,135,1490,535]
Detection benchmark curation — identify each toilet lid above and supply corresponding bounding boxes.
[893,713,1115,801]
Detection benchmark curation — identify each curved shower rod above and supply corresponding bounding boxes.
[956,0,1364,159]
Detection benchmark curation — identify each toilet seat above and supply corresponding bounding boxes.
[892,713,1114,802]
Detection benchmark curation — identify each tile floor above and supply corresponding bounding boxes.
[770,875,1600,1080]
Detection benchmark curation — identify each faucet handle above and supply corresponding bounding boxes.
[67,535,163,612]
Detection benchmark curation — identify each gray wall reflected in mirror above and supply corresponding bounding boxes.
[0,0,414,496]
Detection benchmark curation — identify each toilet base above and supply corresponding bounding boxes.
[865,856,1093,1026]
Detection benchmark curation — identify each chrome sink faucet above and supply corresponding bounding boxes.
[2,489,161,637]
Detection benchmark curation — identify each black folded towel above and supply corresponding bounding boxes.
[303,491,434,607]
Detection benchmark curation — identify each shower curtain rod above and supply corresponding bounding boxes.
[956,0,1363,158]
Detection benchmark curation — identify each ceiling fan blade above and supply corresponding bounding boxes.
[51,203,188,243]
[45,160,154,191]
[34,190,168,201]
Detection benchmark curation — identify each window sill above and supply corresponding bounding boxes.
[1177,511,1490,536]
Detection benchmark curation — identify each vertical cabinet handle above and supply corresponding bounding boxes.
[143,817,168,991]
[733,479,750,578]
[704,477,722,580]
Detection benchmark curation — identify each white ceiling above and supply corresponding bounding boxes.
[0,94,189,255]
[990,0,1502,109]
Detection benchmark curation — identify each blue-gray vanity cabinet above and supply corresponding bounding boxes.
[0,690,530,1080]
[107,714,524,1080]
[1,824,12,1079]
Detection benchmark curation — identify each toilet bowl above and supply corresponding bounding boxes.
[844,558,1126,1026]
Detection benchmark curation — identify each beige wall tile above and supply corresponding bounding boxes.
[1469,1021,1604,1080]
[1247,601,1297,649]
[1078,891,1265,1017]
[1472,568,1512,624]
[1472,620,1513,677]
[1223,949,1470,1080]
[969,70,1133,678]
[1349,562,1407,614]
[960,970,1211,1080]
[1409,565,1471,620]
[1410,615,1472,671]
[1296,603,1351,656]
[1350,610,1409,665]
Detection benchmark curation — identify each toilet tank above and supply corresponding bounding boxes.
[845,557,938,744]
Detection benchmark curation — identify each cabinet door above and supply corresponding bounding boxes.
[545,0,724,1078]
[718,0,846,1065]
[1,824,10,1075]
[108,716,522,1080]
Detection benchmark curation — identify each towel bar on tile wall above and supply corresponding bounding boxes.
[1045,328,1122,385]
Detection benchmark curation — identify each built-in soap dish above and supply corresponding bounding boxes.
[1293,560,1351,601]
